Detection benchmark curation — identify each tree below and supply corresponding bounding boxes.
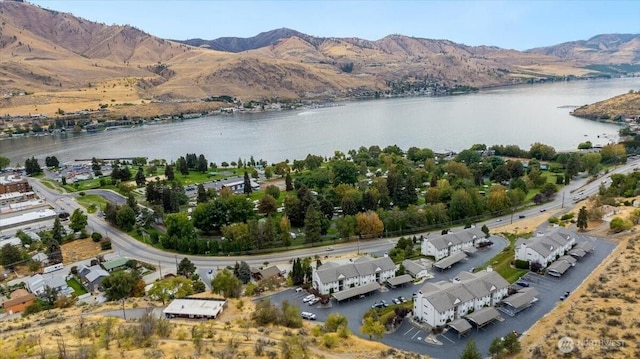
[280,215,292,247]
[164,164,174,181]
[304,206,323,245]
[258,194,277,216]
[211,269,242,298]
[0,156,10,170]
[360,316,384,340]
[243,171,252,194]
[45,156,60,168]
[481,224,490,238]
[102,271,136,301]
[460,339,482,359]
[46,239,63,264]
[285,172,293,191]
[488,337,504,358]
[331,160,359,185]
[115,205,136,231]
[25,157,42,176]
[177,257,196,278]
[237,261,252,284]
[0,244,24,270]
[69,208,88,233]
[127,193,139,214]
[165,212,196,240]
[336,215,356,239]
[196,183,207,203]
[577,206,588,231]
[529,142,556,161]
[52,217,64,244]
[324,313,348,332]
[355,211,384,238]
[148,277,194,304]
[135,167,146,186]
[610,217,632,233]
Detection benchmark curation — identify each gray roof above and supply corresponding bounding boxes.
[547,260,571,275]
[433,251,467,269]
[386,274,413,286]
[502,287,539,309]
[557,255,577,265]
[315,256,395,284]
[448,318,473,334]
[569,241,594,258]
[518,232,572,258]
[85,265,109,283]
[426,228,485,250]
[332,282,381,301]
[259,265,281,279]
[464,307,501,327]
[418,270,508,313]
[402,259,427,276]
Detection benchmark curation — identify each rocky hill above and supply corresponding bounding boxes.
[571,91,640,120]
[527,34,640,66]
[0,1,638,119]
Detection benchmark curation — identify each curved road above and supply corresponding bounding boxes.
[28,157,640,271]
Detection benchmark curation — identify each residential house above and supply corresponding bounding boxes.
[514,228,576,268]
[251,265,282,281]
[78,264,110,291]
[31,252,49,266]
[413,269,509,327]
[402,259,431,279]
[422,228,486,261]
[312,256,396,295]
[102,257,130,272]
[1,289,36,315]
[27,273,72,296]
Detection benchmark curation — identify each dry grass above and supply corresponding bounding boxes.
[0,296,422,359]
[61,237,111,265]
[571,92,640,120]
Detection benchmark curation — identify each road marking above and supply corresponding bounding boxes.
[441,333,455,344]
[404,328,414,336]
[411,330,422,339]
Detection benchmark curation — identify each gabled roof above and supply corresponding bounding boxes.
[85,265,109,283]
[386,274,413,286]
[315,256,395,284]
[259,265,281,280]
[331,282,381,301]
[502,287,539,309]
[547,260,571,275]
[102,257,129,271]
[402,259,427,276]
[418,270,508,312]
[433,251,467,269]
[425,228,484,250]
[464,307,501,327]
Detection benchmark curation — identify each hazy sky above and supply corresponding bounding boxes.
[30,0,640,50]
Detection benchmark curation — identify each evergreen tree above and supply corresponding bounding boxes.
[69,208,88,233]
[577,206,588,231]
[196,183,207,203]
[52,217,64,244]
[285,172,293,191]
[177,257,196,278]
[197,154,208,173]
[127,193,139,214]
[243,171,252,194]
[237,261,251,284]
[46,239,63,264]
[135,166,146,186]
[460,339,482,359]
[304,206,322,245]
[164,164,175,181]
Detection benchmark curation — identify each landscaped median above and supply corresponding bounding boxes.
[477,233,528,283]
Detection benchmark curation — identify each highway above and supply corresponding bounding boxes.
[26,156,640,273]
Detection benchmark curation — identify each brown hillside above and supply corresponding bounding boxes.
[571,92,640,120]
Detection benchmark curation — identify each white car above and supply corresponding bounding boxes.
[301,312,316,320]
[302,295,315,303]
[308,297,320,306]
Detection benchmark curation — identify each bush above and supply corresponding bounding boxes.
[91,232,103,242]
[100,239,112,250]
[322,333,338,348]
[515,259,530,270]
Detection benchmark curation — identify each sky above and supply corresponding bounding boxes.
[30,0,640,50]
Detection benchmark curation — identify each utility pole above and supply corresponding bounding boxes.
[174,255,178,273]
[158,261,162,279]
[561,192,565,209]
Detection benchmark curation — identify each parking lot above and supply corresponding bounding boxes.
[261,234,615,358]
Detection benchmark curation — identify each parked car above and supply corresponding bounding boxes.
[295,287,303,293]
[380,299,388,307]
[398,296,407,303]
[539,208,547,212]
[371,301,385,309]
[516,280,530,287]
[302,295,315,303]
[392,298,401,305]
[301,312,316,320]
[308,297,320,306]
[518,215,526,219]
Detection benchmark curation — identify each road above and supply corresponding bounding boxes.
[26,157,640,272]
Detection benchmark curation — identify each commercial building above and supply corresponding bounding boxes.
[163,298,227,319]
[0,175,29,194]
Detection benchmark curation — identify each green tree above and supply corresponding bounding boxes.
[324,312,348,332]
[577,206,588,231]
[135,166,146,186]
[0,156,10,170]
[304,206,323,245]
[148,277,194,304]
[285,172,293,191]
[360,316,384,340]
[243,171,252,194]
[529,142,556,161]
[211,269,242,298]
[69,208,88,233]
[196,183,207,203]
[460,339,482,359]
[0,244,25,270]
[164,164,175,181]
[336,215,356,239]
[280,215,292,247]
[165,212,196,240]
[115,205,136,231]
[502,332,521,355]
[488,337,504,358]
[610,217,632,233]
[331,160,359,185]
[46,239,63,264]
[52,217,64,244]
[177,257,196,278]
[127,193,139,214]
[237,261,252,284]
[258,194,277,216]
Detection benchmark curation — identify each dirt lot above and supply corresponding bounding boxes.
[61,237,112,265]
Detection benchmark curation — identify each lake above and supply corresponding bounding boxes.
[2,77,639,165]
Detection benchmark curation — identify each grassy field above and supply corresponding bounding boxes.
[76,194,107,213]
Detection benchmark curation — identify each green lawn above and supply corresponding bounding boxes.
[478,234,528,283]
[67,278,88,296]
[76,194,107,213]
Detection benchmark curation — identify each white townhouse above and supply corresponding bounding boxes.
[413,269,509,327]
[514,228,576,268]
[312,256,396,295]
[422,228,487,261]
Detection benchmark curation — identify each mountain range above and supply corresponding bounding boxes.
[0,0,639,117]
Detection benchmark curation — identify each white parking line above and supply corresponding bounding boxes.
[440,333,456,344]
[404,328,415,336]
[411,330,422,340]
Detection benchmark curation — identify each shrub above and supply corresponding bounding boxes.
[100,239,112,250]
[515,259,530,269]
[322,333,337,348]
[91,232,103,242]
